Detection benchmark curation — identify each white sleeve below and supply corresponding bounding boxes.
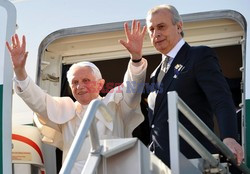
[129,58,147,75]
[120,58,147,136]
[14,76,75,124]
[122,58,147,108]
[13,76,30,92]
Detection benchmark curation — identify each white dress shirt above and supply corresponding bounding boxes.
[147,39,185,114]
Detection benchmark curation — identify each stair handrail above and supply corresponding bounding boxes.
[59,99,113,174]
[168,91,250,174]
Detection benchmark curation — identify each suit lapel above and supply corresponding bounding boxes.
[153,43,191,117]
[150,61,162,83]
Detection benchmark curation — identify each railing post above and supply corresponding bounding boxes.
[89,121,101,152]
[168,91,180,174]
[59,99,104,174]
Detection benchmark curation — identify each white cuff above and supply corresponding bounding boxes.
[129,58,147,75]
[13,76,30,92]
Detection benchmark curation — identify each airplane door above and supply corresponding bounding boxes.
[0,0,16,173]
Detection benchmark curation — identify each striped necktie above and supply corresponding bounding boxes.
[157,56,170,83]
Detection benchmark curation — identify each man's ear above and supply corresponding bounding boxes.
[98,79,105,91]
[177,21,183,31]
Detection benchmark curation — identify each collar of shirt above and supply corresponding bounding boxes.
[162,38,185,65]
[75,96,113,131]
[75,101,87,118]
[75,95,102,117]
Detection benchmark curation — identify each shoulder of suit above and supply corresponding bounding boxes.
[190,45,213,52]
[189,45,216,57]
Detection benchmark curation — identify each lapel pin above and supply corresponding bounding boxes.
[173,64,185,79]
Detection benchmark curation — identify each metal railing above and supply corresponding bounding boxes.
[59,99,113,174]
[168,91,250,174]
[59,92,250,174]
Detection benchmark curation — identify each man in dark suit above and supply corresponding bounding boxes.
[120,4,243,168]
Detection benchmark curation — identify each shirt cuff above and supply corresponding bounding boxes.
[129,58,147,75]
[13,76,30,92]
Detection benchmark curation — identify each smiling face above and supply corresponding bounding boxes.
[147,9,183,55]
[69,66,105,105]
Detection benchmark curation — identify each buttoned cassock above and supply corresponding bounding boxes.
[14,59,147,174]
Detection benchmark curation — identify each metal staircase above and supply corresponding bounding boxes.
[59,100,171,174]
[59,92,250,174]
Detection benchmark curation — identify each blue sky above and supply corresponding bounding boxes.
[10,0,172,79]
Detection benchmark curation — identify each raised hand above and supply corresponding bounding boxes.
[6,34,28,80]
[119,20,147,61]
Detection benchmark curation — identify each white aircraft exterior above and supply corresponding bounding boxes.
[1,0,250,173]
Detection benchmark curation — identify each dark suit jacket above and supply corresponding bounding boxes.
[148,42,238,166]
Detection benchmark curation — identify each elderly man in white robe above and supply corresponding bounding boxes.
[6,21,147,173]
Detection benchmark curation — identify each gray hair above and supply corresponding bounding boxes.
[67,61,102,84]
[146,4,184,37]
